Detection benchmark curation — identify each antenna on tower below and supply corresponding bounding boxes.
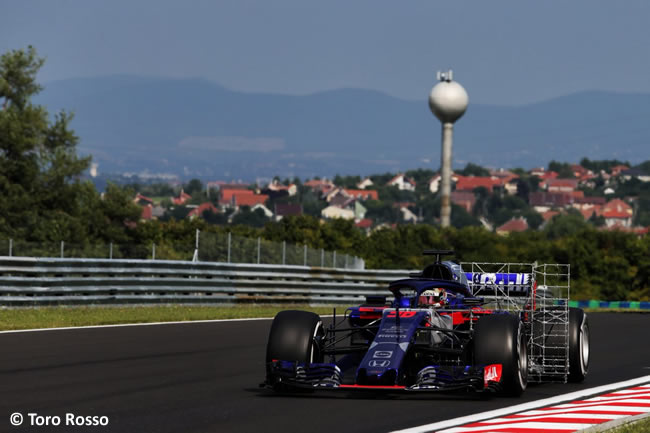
[436,70,453,82]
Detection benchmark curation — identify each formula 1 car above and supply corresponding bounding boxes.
[262,250,590,396]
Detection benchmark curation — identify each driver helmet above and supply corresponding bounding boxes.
[418,288,447,308]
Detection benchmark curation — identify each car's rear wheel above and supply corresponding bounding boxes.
[474,314,528,396]
[265,310,324,372]
[568,308,589,382]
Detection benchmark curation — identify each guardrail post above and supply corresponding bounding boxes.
[227,232,231,263]
[109,242,113,259]
[321,248,324,267]
[303,244,307,266]
[333,251,336,268]
[345,254,348,269]
[61,241,64,258]
[152,243,156,260]
[282,241,286,265]
[257,237,261,264]
[192,229,200,262]
[9,239,12,257]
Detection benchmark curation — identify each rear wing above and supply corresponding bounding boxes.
[462,262,570,306]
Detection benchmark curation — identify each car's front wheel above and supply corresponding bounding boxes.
[265,310,324,375]
[474,314,528,396]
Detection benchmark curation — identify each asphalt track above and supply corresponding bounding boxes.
[1,313,649,433]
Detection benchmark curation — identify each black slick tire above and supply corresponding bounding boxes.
[568,307,589,382]
[265,310,324,369]
[474,313,528,396]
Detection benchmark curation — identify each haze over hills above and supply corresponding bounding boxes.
[35,75,650,181]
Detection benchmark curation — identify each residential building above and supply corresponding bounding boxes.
[321,205,355,220]
[357,178,374,190]
[188,203,219,219]
[451,191,476,213]
[274,203,303,221]
[496,217,529,236]
[387,174,416,191]
[601,199,633,228]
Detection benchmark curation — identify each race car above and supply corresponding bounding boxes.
[262,250,590,396]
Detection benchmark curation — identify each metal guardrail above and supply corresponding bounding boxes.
[0,257,406,306]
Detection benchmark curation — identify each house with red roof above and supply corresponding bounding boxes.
[529,191,574,212]
[601,199,633,228]
[172,189,192,205]
[496,217,529,236]
[610,165,630,176]
[187,202,219,219]
[274,203,303,221]
[451,191,476,213]
[220,189,254,207]
[266,180,297,196]
[545,179,578,193]
[454,175,501,193]
[232,193,269,208]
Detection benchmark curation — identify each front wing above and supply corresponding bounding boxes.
[263,361,503,393]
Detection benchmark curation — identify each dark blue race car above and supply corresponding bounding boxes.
[262,250,590,396]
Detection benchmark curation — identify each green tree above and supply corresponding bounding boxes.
[0,46,91,241]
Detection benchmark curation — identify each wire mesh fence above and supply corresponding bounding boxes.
[0,232,365,269]
[197,232,364,269]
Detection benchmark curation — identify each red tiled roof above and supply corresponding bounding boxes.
[601,199,633,219]
[451,191,476,213]
[188,202,219,218]
[172,190,192,205]
[455,176,500,192]
[220,189,254,204]
[496,217,529,233]
[135,193,153,204]
[541,210,559,221]
[233,193,269,207]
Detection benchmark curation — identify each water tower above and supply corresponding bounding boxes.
[428,70,468,227]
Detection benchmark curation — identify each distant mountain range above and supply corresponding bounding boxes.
[35,75,650,181]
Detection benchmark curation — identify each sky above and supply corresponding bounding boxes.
[2,0,650,106]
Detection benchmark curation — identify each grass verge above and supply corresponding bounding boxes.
[0,305,349,331]
[607,415,650,433]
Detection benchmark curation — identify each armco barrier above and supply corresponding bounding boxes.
[0,257,407,306]
[1,257,647,308]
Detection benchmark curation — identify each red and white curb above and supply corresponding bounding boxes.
[392,375,650,433]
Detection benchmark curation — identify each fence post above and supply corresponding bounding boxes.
[9,239,12,257]
[227,232,231,263]
[321,248,324,267]
[333,251,336,268]
[345,254,348,269]
[282,241,286,265]
[109,242,113,259]
[61,241,64,258]
[303,244,307,267]
[152,243,156,260]
[257,237,261,264]
[192,229,200,262]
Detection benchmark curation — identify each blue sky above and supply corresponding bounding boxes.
[2,0,649,105]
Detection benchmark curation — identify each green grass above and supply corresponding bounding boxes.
[607,415,650,433]
[0,305,347,331]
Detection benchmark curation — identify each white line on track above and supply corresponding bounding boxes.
[390,375,650,433]
[0,316,276,334]
[0,314,337,334]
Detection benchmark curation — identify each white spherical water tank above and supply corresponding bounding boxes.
[428,77,469,124]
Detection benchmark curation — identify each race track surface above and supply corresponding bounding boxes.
[1,313,648,433]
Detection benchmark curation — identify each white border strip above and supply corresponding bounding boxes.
[0,316,275,334]
[390,375,650,433]
[0,314,336,334]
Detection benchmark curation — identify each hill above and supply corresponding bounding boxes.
[35,75,650,180]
